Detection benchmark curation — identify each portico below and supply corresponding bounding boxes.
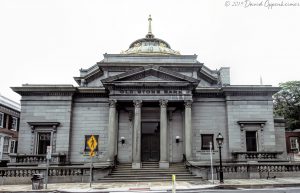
[106,99,193,168]
[101,63,198,168]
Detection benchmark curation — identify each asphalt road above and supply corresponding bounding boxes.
[55,187,300,193]
[172,187,300,193]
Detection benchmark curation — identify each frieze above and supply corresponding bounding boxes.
[116,89,191,95]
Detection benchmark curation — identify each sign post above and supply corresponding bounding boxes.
[87,135,97,188]
[172,174,176,193]
[209,142,214,184]
[45,146,52,189]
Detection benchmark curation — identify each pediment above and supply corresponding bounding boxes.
[101,66,200,86]
[137,75,166,81]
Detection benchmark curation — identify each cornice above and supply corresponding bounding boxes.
[194,86,280,97]
[77,87,106,93]
[28,122,60,133]
[0,105,20,117]
[12,85,76,93]
[222,86,280,96]
[74,67,103,86]
[11,85,109,97]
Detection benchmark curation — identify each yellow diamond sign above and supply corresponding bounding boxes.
[87,135,97,152]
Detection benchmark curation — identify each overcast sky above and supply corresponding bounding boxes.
[0,0,299,103]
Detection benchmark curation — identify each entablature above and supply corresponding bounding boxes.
[28,122,60,133]
[237,120,267,131]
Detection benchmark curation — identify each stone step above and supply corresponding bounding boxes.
[116,165,187,169]
[115,169,187,172]
[101,176,201,180]
[111,171,190,174]
[98,177,202,182]
[105,162,198,182]
[108,174,196,178]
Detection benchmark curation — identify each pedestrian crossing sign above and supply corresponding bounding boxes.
[87,135,97,152]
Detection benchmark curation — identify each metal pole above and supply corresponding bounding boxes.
[89,156,93,188]
[219,145,224,183]
[45,158,49,189]
[172,174,176,193]
[209,142,214,184]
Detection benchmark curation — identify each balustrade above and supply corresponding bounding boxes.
[9,153,66,166]
[232,151,283,161]
[0,167,84,177]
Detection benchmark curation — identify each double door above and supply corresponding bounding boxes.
[141,122,160,161]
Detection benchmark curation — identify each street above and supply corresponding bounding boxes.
[56,187,300,193]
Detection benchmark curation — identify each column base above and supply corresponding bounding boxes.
[159,161,169,168]
[132,162,141,169]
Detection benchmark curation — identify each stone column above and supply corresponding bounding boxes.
[107,99,117,162]
[184,100,193,161]
[132,100,142,169]
[159,99,169,168]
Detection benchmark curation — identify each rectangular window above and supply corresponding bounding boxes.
[11,117,18,131]
[3,137,9,153]
[37,132,51,154]
[246,131,257,152]
[10,140,16,153]
[201,134,214,150]
[0,112,4,128]
[84,135,99,152]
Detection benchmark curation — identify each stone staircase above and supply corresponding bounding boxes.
[98,162,202,182]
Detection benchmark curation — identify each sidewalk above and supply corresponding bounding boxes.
[1,178,300,192]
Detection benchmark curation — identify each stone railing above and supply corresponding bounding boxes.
[8,153,67,166]
[0,164,113,185]
[232,151,283,162]
[0,166,84,177]
[188,162,300,180]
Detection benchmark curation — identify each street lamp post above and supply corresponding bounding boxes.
[216,133,224,184]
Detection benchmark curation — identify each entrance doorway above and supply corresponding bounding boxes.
[141,122,160,161]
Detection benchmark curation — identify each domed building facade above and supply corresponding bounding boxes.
[11,16,287,180]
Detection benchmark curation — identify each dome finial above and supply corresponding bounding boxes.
[146,14,154,38]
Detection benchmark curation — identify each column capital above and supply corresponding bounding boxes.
[159,99,168,108]
[133,100,142,108]
[184,100,193,108]
[109,99,117,108]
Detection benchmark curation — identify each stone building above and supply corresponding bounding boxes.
[0,94,20,166]
[11,16,286,169]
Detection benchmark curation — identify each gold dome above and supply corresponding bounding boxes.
[121,15,180,56]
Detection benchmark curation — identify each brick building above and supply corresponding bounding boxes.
[0,94,20,166]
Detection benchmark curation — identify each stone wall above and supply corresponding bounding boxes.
[169,110,183,162]
[191,98,228,161]
[117,110,132,163]
[18,95,73,155]
[274,118,287,158]
[70,97,109,163]
[226,96,276,156]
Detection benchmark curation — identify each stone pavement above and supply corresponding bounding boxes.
[1,178,300,192]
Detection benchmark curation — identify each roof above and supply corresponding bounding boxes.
[0,93,21,111]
